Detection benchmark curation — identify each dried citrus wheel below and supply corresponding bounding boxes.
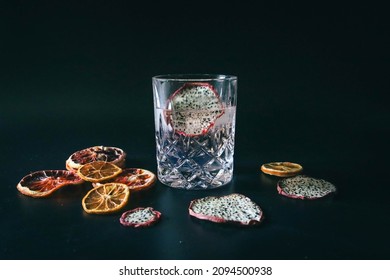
[93,168,156,191]
[260,162,303,177]
[166,82,224,136]
[77,161,122,183]
[17,170,84,198]
[82,183,130,214]
[66,146,126,171]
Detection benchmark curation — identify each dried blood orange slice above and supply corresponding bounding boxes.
[17,170,84,198]
[77,161,122,183]
[82,183,130,214]
[119,207,162,228]
[167,82,224,136]
[261,162,303,177]
[66,146,126,171]
[93,168,156,191]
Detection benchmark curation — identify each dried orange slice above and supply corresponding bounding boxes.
[260,162,303,177]
[82,183,130,214]
[17,170,84,198]
[77,161,122,183]
[93,168,156,191]
[66,146,126,171]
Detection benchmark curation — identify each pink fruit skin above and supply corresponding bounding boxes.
[277,184,334,200]
[277,185,306,200]
[119,207,161,228]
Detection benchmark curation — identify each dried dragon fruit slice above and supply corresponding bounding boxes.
[189,193,264,226]
[167,82,224,136]
[277,175,337,200]
[119,207,162,228]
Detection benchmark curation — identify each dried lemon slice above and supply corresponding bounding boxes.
[260,162,303,177]
[77,161,122,183]
[82,183,130,214]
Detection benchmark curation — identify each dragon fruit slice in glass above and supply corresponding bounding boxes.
[167,82,224,136]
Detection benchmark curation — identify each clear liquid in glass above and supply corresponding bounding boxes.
[154,106,236,190]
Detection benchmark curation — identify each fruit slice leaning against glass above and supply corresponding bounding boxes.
[66,146,126,172]
[166,82,224,136]
[82,183,130,214]
[93,168,156,191]
[17,170,84,198]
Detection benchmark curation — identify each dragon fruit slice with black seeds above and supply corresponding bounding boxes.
[168,82,224,136]
[277,175,337,200]
[189,193,264,226]
[119,207,161,228]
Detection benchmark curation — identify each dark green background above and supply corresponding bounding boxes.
[1,1,389,259]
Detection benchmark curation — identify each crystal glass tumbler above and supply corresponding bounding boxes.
[152,74,237,190]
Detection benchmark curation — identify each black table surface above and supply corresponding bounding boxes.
[1,2,389,260]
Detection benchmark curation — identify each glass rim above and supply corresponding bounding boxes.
[152,74,237,82]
